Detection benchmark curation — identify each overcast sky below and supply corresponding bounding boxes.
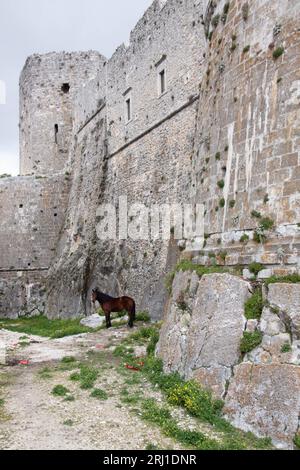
[0,0,152,175]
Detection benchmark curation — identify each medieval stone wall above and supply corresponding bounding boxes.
[19,51,106,176]
[191,0,300,270]
[0,175,70,317]
[45,0,206,319]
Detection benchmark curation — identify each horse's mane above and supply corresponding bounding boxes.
[94,288,115,303]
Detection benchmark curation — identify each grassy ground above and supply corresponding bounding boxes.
[36,325,273,450]
[0,312,150,339]
[110,326,273,450]
[0,316,274,450]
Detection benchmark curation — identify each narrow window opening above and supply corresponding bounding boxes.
[126,98,131,122]
[54,124,58,144]
[160,69,166,94]
[61,83,70,93]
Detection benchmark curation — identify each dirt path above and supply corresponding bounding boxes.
[0,326,207,450]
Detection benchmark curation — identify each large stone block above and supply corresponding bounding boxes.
[268,283,300,339]
[157,272,250,397]
[224,363,300,449]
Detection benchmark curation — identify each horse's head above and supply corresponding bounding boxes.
[91,288,98,304]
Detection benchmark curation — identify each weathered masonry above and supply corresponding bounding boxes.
[0,0,299,320]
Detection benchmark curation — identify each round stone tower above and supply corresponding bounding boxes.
[19,51,106,176]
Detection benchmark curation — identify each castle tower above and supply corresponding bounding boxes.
[19,51,106,176]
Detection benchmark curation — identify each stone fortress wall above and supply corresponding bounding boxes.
[45,0,206,320]
[0,0,300,449]
[191,0,300,274]
[0,0,299,316]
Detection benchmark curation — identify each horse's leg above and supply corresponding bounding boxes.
[104,309,112,329]
[128,301,135,328]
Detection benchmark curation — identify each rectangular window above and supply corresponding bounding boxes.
[126,98,131,122]
[159,69,166,95]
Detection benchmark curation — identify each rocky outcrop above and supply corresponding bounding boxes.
[157,271,300,449]
[156,271,251,398]
[224,364,300,450]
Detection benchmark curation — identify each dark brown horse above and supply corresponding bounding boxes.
[91,288,136,329]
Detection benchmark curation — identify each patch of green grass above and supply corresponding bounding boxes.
[145,443,159,450]
[273,47,284,59]
[38,367,53,380]
[61,356,76,364]
[172,259,242,278]
[90,388,108,400]
[244,289,264,320]
[240,234,249,243]
[294,433,300,449]
[136,312,151,322]
[141,399,220,450]
[240,331,263,354]
[281,342,292,353]
[249,262,263,276]
[71,364,99,390]
[260,217,275,231]
[265,274,300,285]
[251,210,261,219]
[120,388,141,405]
[64,395,75,402]
[0,315,98,339]
[63,419,74,426]
[18,341,30,348]
[52,385,70,397]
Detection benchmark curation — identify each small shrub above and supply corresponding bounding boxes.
[251,210,262,219]
[229,200,236,208]
[64,395,75,402]
[218,251,227,263]
[242,2,249,21]
[223,2,230,15]
[211,14,220,28]
[294,433,300,449]
[281,343,292,354]
[263,194,269,204]
[240,331,263,354]
[273,47,284,59]
[249,262,263,276]
[240,234,249,243]
[243,45,250,53]
[63,419,74,426]
[244,289,264,320]
[90,388,108,400]
[176,292,188,312]
[215,152,221,161]
[217,179,225,189]
[253,229,267,244]
[61,356,76,364]
[219,198,225,208]
[136,311,151,322]
[52,385,70,397]
[260,217,274,231]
